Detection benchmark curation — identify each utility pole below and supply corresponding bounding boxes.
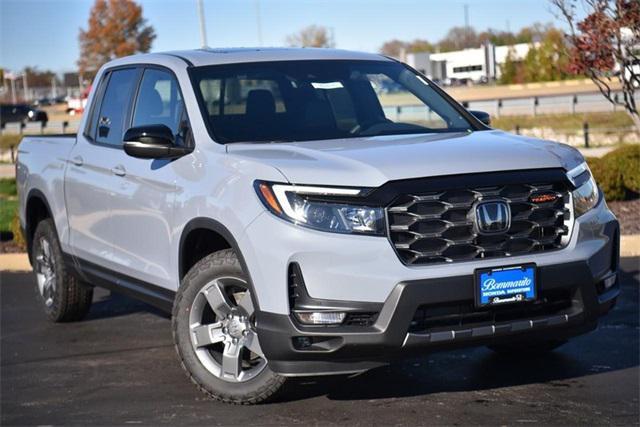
[52,76,58,99]
[197,0,208,48]
[10,75,17,104]
[22,72,29,102]
[255,0,263,46]
[464,4,469,30]
[463,3,470,48]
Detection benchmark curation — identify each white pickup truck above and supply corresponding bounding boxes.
[17,48,619,404]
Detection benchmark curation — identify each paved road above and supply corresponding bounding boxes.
[2,259,638,425]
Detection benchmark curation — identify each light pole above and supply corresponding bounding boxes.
[197,0,208,48]
[22,72,29,102]
[10,75,17,104]
[255,0,263,46]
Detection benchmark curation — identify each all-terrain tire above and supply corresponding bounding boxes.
[172,249,286,404]
[31,219,93,322]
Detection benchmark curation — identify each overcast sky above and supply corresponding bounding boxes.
[1,0,572,73]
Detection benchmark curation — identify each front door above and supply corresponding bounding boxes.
[107,67,190,290]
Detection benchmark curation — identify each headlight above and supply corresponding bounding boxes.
[255,181,386,235]
[568,162,599,217]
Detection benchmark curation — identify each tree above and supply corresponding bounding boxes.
[380,39,407,58]
[478,29,518,46]
[78,0,156,80]
[551,0,640,131]
[285,25,334,48]
[535,28,572,81]
[437,26,480,52]
[519,28,572,83]
[379,39,434,59]
[408,39,435,53]
[516,22,554,44]
[499,48,520,84]
[23,67,60,88]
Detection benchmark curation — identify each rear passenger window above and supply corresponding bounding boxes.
[95,68,137,146]
[132,69,184,136]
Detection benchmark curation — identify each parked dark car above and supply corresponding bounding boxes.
[0,104,48,127]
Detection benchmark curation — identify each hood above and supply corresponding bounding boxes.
[226,130,584,187]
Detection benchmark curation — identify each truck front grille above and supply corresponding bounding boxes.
[387,181,572,265]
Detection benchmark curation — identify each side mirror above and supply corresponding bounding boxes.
[123,124,192,159]
[469,110,491,126]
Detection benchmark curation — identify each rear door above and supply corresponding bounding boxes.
[65,67,139,267]
[107,66,190,290]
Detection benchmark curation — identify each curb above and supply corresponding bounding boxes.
[1,236,639,273]
[1,253,31,272]
[620,235,640,257]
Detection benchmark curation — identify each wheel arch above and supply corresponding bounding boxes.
[24,188,56,261]
[178,217,260,310]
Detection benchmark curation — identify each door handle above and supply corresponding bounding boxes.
[71,156,83,167]
[111,165,126,177]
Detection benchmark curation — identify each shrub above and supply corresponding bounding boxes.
[604,145,640,194]
[10,210,26,251]
[0,178,17,197]
[586,145,640,201]
[0,134,22,151]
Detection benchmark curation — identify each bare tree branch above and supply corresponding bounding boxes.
[550,0,640,131]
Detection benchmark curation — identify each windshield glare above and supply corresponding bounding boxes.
[191,60,474,143]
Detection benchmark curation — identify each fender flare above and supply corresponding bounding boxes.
[178,217,261,311]
[24,188,56,259]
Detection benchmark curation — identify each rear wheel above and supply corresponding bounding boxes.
[487,339,567,356]
[173,249,286,404]
[31,219,93,322]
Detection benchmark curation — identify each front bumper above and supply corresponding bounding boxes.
[252,207,619,376]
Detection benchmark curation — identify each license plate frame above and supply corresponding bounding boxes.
[474,264,537,308]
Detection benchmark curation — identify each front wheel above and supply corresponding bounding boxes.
[172,249,286,404]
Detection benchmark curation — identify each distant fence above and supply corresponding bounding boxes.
[464,92,636,116]
[381,91,637,121]
[511,124,639,148]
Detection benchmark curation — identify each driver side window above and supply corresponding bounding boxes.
[132,68,187,143]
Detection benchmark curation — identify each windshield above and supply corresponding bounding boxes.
[190,60,474,143]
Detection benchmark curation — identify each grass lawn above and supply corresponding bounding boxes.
[492,111,634,131]
[0,178,17,196]
[0,199,17,233]
[0,178,17,234]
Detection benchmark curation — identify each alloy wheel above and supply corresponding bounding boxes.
[188,277,266,383]
[35,237,56,307]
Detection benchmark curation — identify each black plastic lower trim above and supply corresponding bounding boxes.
[257,219,620,376]
[64,253,175,313]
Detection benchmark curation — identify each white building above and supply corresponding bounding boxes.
[405,42,533,83]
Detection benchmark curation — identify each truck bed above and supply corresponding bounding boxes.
[16,134,78,252]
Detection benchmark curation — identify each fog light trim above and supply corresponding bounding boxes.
[294,311,346,325]
[603,273,617,290]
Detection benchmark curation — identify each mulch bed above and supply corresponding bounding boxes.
[0,239,23,253]
[608,199,640,235]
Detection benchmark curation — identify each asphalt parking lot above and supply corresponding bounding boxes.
[1,258,639,426]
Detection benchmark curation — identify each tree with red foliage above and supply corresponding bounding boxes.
[78,0,156,80]
[551,0,640,131]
